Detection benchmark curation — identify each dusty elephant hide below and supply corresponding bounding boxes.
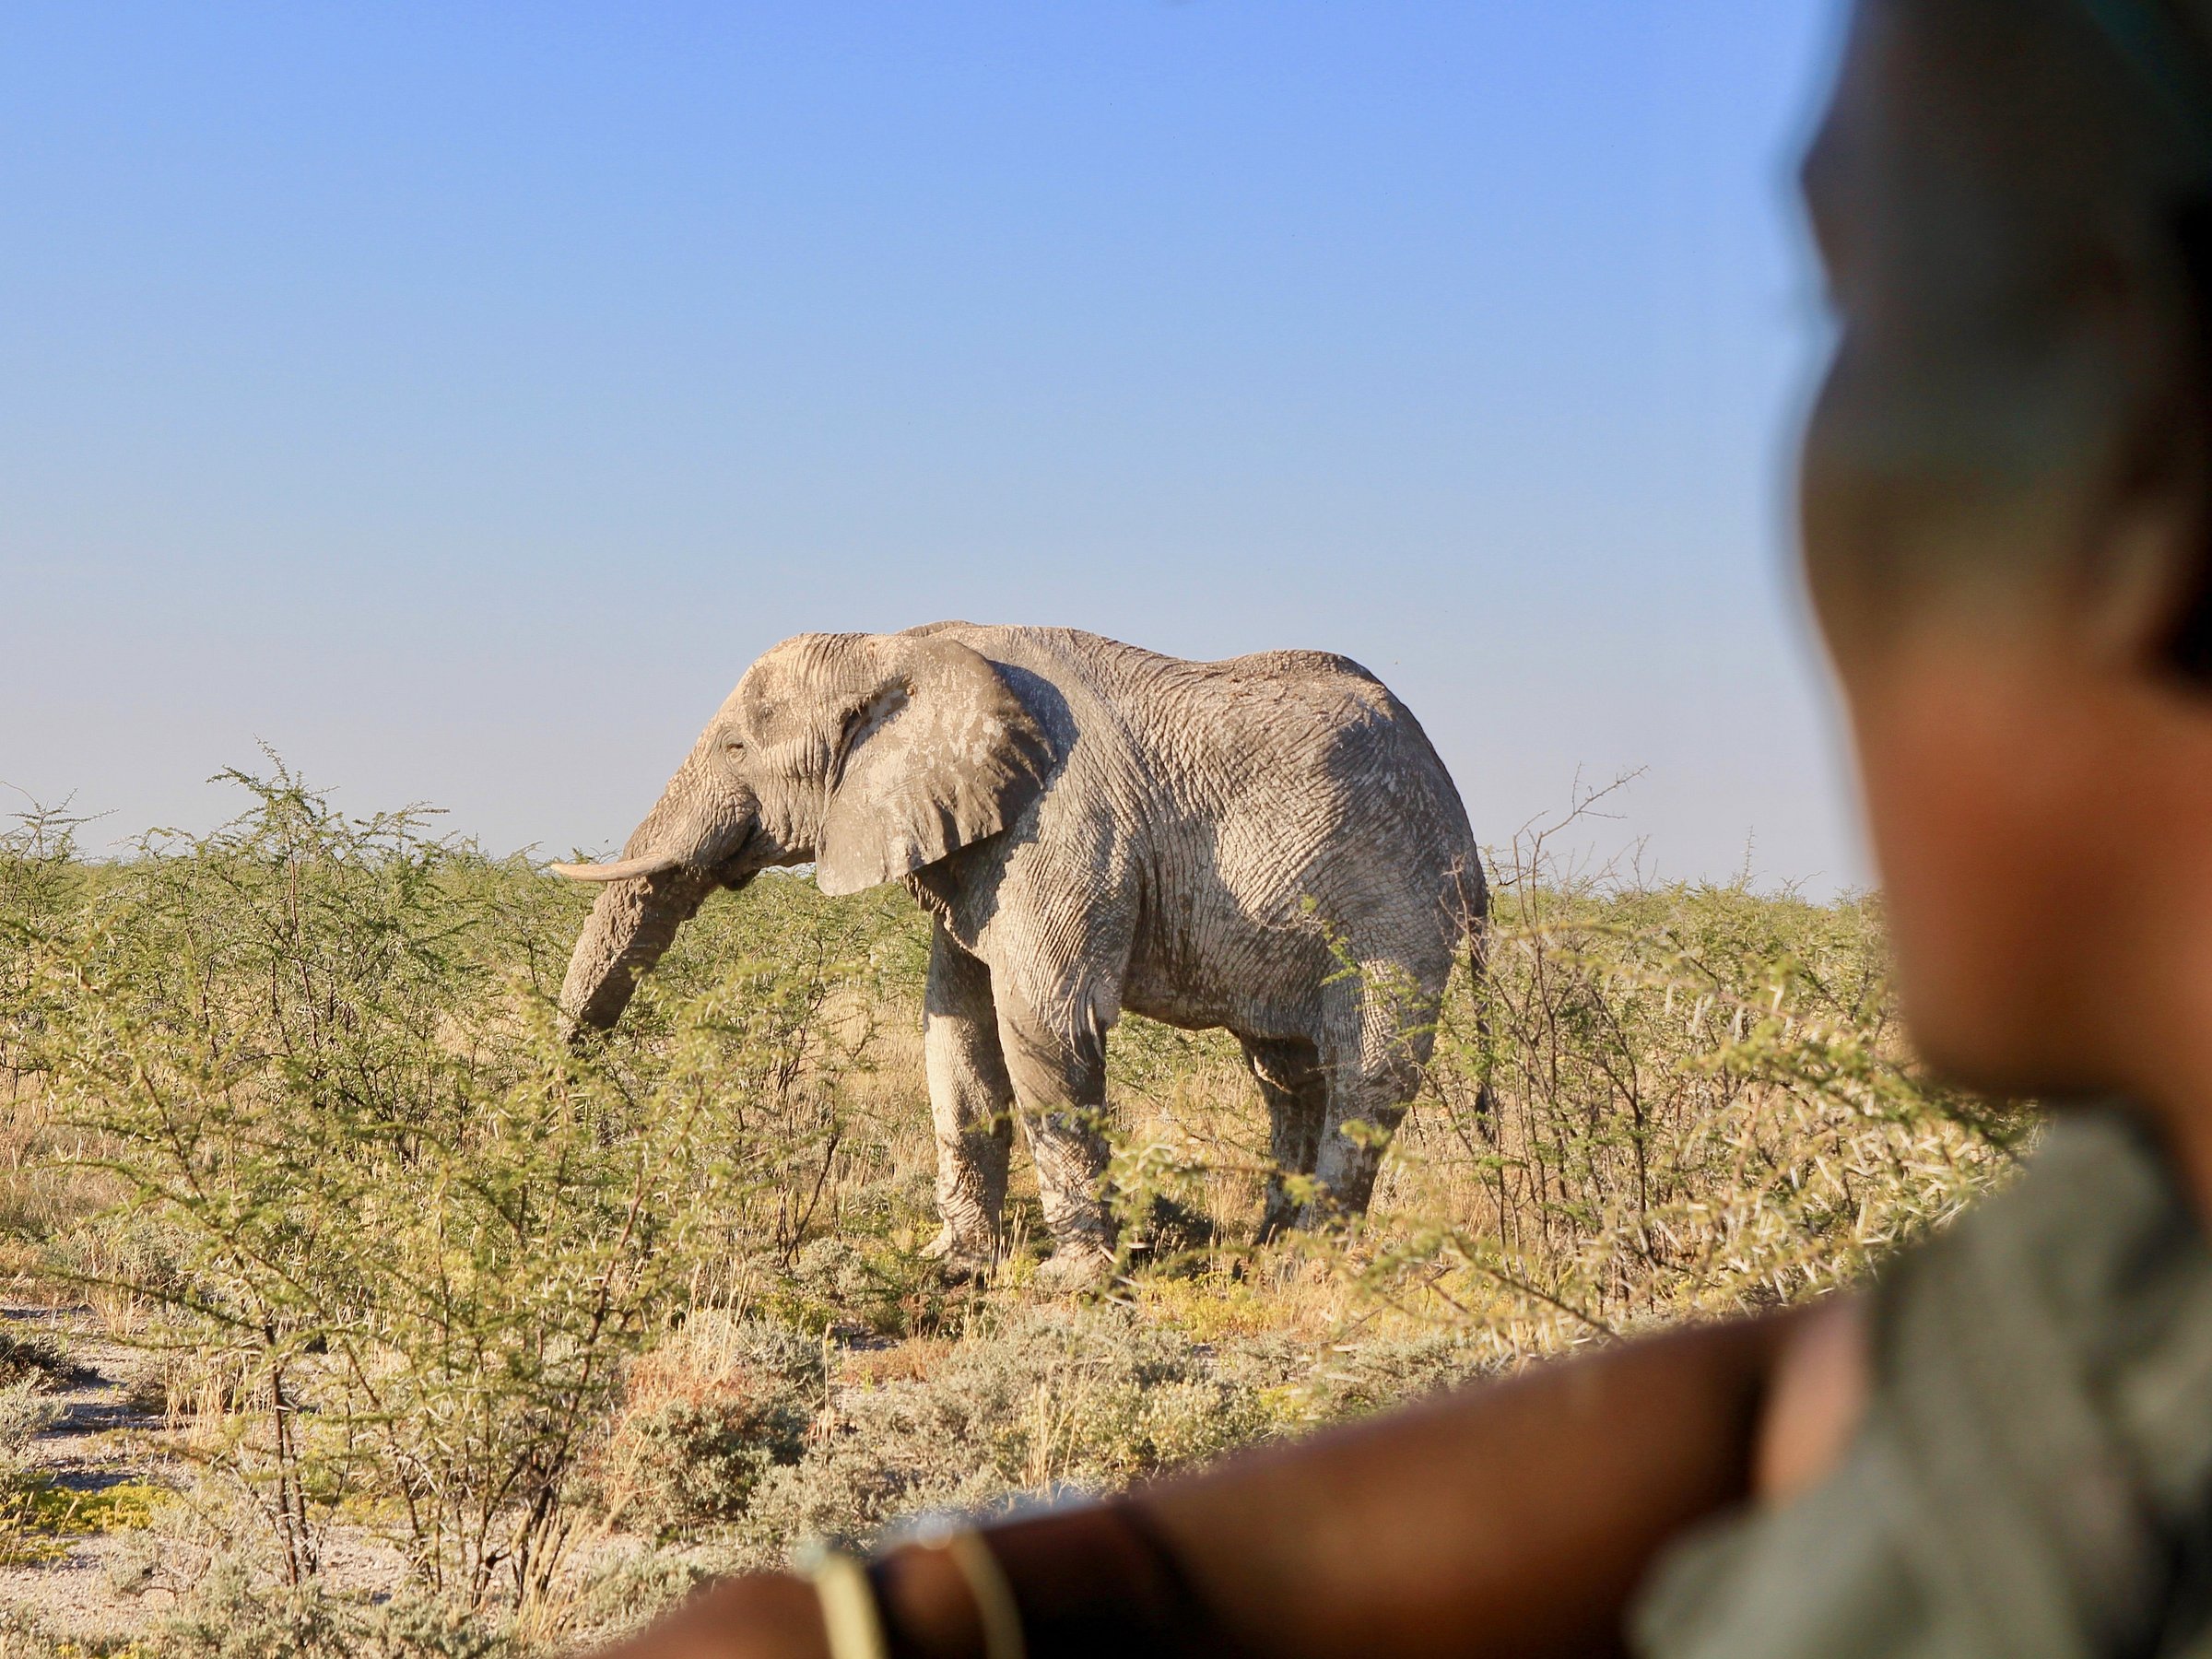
[554,623,1484,1283]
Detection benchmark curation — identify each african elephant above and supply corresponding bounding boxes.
[552,624,1484,1288]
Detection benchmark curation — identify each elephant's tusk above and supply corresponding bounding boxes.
[547,853,686,882]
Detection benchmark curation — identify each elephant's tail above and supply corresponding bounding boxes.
[1458,864,1499,1125]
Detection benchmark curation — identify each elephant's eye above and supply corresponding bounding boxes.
[723,740,744,758]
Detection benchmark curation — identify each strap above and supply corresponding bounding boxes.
[941,1531,1028,1659]
[802,1544,892,1659]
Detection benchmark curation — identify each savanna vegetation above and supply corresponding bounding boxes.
[0,766,2018,1654]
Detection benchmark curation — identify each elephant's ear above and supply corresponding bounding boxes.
[814,636,1054,897]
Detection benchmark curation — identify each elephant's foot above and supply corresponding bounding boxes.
[1032,1241,1116,1294]
[920,1225,997,1285]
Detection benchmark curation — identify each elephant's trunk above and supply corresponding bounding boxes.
[557,868,719,1036]
[554,756,753,1039]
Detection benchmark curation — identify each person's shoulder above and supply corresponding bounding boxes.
[1895,1108,2186,1322]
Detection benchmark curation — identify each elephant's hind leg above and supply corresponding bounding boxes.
[1244,1036,1327,1245]
[1308,968,1443,1229]
[924,924,1016,1272]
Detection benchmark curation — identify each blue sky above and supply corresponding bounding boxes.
[3,2,1855,886]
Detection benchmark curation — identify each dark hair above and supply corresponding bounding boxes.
[2077,1,2212,159]
[1799,0,2212,669]
[2084,1,2212,675]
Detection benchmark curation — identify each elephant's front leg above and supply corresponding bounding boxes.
[922,924,1016,1277]
[995,993,1117,1289]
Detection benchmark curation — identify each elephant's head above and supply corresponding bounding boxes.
[551,628,1053,1035]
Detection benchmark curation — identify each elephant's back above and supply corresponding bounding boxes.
[943,623,1477,1028]
[1184,653,1466,828]
[1011,631,1416,759]
[1100,635,1478,937]
[930,619,1474,865]
[1008,626,1465,825]
[1209,646,1382,688]
[1134,647,1478,1030]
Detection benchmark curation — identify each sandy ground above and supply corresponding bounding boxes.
[0,1309,1031,1645]
[0,1307,408,1643]
[0,1305,181,1641]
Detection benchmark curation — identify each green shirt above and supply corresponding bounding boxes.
[1633,1111,2212,1659]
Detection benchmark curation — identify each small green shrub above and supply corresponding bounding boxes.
[731,1304,1308,1559]
[0,1604,139,1659]
[594,1314,819,1537]
[10,1477,162,1535]
[154,1561,507,1659]
[0,1382,57,1451]
[758,1237,960,1339]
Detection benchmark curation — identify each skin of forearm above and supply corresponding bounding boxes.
[886,1312,1794,1659]
[1124,1312,1789,1657]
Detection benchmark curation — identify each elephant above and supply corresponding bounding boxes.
[551,623,1485,1288]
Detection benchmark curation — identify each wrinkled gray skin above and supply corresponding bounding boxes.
[554,624,1483,1286]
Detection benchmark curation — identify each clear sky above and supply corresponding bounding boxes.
[3,2,1857,888]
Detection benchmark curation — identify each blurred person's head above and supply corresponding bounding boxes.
[1804,0,2212,1123]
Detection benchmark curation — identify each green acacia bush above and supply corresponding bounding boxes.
[0,797,94,1095]
[6,765,910,1611]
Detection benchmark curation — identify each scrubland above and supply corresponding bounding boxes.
[0,767,2019,1654]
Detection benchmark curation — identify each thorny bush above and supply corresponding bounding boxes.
[2,764,912,1611]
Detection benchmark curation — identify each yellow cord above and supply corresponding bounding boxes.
[802,1546,889,1659]
[942,1531,1027,1659]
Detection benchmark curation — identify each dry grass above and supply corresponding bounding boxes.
[0,771,2018,1654]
